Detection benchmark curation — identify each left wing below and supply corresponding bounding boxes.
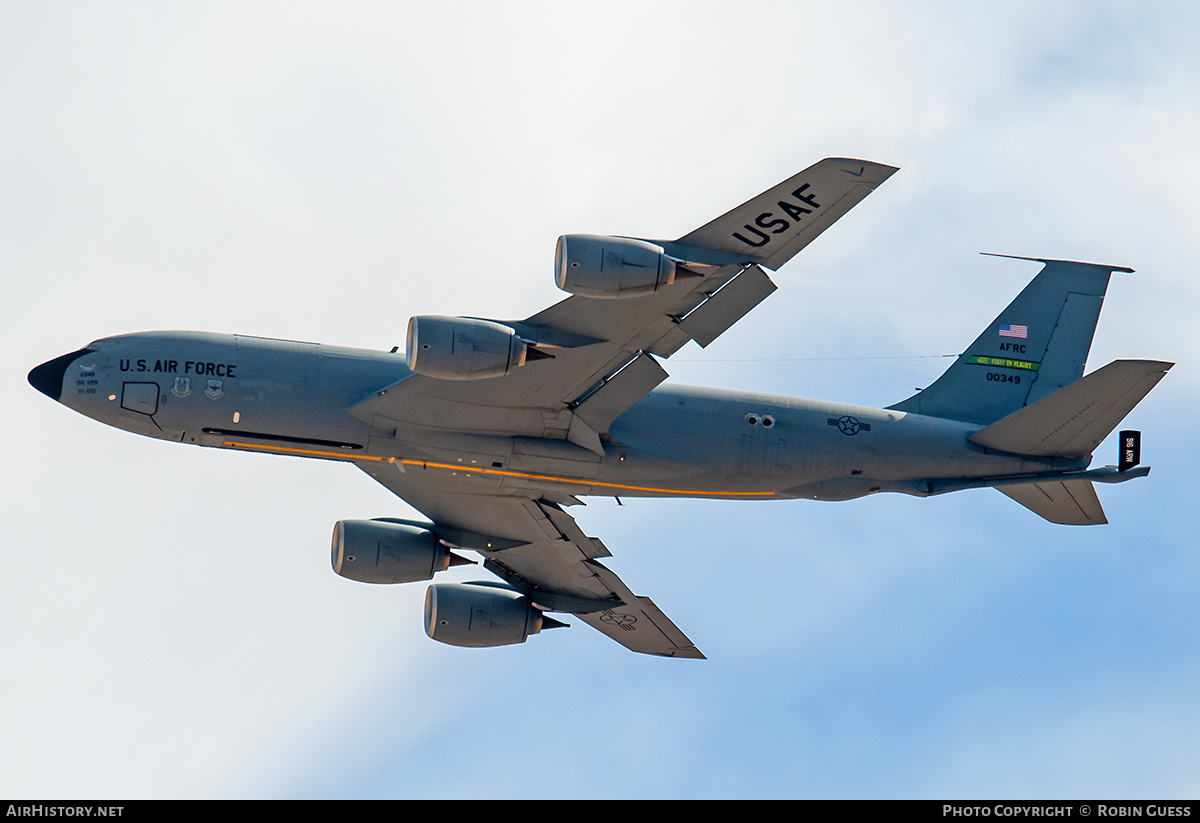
[350,158,897,453]
[352,159,896,656]
[360,462,704,658]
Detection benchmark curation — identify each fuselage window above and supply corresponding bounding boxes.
[121,382,159,415]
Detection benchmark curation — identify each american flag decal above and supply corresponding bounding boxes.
[999,324,1028,339]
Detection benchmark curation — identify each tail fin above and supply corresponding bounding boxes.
[889,255,1133,425]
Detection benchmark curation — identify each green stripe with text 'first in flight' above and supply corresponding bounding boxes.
[967,355,1040,371]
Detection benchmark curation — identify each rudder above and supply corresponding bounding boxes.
[889,255,1133,425]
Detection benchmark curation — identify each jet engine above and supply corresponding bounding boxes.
[332,520,455,584]
[424,581,559,648]
[555,235,678,299]
[405,316,531,381]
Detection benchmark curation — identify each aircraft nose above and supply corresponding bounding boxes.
[28,348,95,402]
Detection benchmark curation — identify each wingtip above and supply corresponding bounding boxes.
[826,156,899,169]
[824,157,900,180]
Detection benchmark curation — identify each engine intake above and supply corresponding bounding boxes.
[332,520,452,584]
[424,581,550,648]
[405,316,530,381]
[555,235,678,299]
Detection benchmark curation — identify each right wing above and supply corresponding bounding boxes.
[360,463,705,658]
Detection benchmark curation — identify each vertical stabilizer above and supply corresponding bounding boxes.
[889,255,1133,425]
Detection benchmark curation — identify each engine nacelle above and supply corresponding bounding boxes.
[555,235,677,299]
[331,520,451,584]
[405,316,528,381]
[424,581,546,648]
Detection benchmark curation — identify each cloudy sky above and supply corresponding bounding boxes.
[3,1,1199,799]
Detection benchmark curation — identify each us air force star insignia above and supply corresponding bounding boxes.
[204,379,224,401]
[827,415,870,436]
[172,377,191,398]
[599,610,638,631]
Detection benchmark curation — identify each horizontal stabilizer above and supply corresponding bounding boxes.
[969,360,1172,458]
[998,479,1108,525]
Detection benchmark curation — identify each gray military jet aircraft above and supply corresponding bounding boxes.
[29,158,1171,659]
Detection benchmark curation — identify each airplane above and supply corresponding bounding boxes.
[28,158,1171,659]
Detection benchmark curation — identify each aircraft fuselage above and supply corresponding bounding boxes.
[33,331,1087,504]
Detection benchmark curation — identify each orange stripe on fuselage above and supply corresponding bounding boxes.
[223,440,774,498]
